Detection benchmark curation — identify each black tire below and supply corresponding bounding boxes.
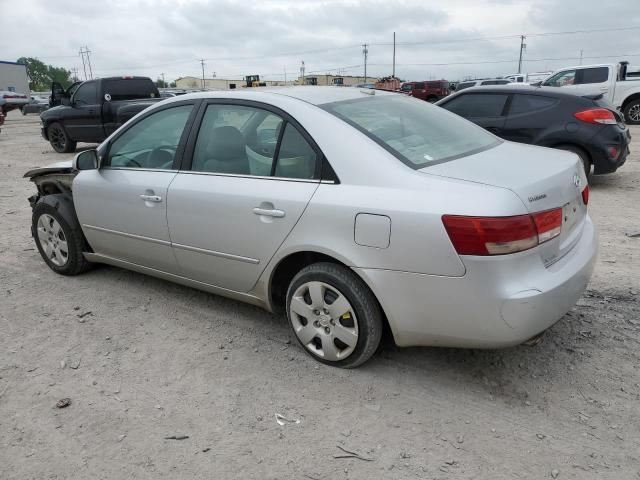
[623,99,640,125]
[47,122,77,153]
[32,201,91,275]
[21,107,26,115]
[556,144,591,177]
[286,262,383,368]
[426,96,438,103]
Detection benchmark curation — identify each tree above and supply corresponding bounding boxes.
[155,79,168,88]
[16,57,72,91]
[169,81,177,88]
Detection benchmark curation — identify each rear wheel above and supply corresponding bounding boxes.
[556,144,591,177]
[286,262,382,368]
[48,122,77,153]
[32,202,91,275]
[21,107,26,115]
[426,96,438,103]
[623,99,640,125]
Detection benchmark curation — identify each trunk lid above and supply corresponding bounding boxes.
[421,141,588,265]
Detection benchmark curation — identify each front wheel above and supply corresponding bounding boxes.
[48,122,77,153]
[21,107,26,115]
[32,201,91,275]
[286,262,383,368]
[623,99,640,125]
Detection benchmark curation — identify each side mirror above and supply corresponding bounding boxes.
[73,149,98,170]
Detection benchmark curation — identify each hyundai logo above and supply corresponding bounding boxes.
[573,173,581,188]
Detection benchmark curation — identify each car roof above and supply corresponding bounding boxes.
[173,86,397,106]
[446,84,588,99]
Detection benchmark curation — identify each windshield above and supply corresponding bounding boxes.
[321,94,500,168]
[401,83,413,91]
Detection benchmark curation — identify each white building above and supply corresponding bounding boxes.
[0,61,30,94]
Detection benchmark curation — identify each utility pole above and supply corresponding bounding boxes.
[579,49,584,65]
[300,60,305,85]
[83,46,93,79]
[200,59,205,89]
[71,67,79,82]
[284,66,287,85]
[362,43,369,82]
[517,35,526,74]
[392,32,396,78]
[79,47,87,80]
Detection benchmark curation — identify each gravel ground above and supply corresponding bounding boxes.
[1,110,639,480]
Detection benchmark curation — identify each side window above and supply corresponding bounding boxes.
[544,70,576,87]
[274,124,317,179]
[441,93,509,118]
[415,82,425,89]
[191,104,283,176]
[105,105,193,169]
[509,95,557,115]
[73,82,97,105]
[576,67,609,84]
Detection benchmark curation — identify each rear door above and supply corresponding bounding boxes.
[502,93,559,144]
[571,66,612,98]
[166,100,321,292]
[74,102,197,273]
[102,78,160,136]
[439,92,510,135]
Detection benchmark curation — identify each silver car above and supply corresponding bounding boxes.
[25,87,597,367]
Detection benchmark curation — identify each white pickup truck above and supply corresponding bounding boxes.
[540,62,640,124]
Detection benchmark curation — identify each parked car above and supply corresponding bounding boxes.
[41,76,162,153]
[24,87,596,367]
[0,90,29,113]
[0,109,4,133]
[437,85,630,175]
[400,80,451,102]
[503,72,553,84]
[539,62,640,124]
[456,79,511,91]
[22,96,49,115]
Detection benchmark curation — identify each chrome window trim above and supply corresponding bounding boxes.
[100,167,178,173]
[175,170,322,184]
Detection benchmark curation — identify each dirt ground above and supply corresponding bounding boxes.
[0,109,639,480]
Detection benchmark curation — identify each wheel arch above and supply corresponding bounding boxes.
[32,193,91,252]
[548,142,592,169]
[621,92,640,111]
[266,249,395,344]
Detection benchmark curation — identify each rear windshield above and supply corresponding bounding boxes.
[322,94,500,169]
[102,79,159,101]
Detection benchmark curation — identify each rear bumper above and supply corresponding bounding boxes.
[588,125,631,174]
[355,216,597,348]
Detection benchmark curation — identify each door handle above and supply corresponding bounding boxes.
[140,194,162,203]
[252,207,285,218]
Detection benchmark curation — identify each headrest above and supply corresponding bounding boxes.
[206,126,246,161]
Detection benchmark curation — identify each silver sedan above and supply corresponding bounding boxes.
[25,87,597,367]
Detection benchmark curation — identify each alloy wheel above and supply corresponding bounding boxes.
[629,104,640,123]
[36,214,69,267]
[289,281,359,361]
[49,125,66,151]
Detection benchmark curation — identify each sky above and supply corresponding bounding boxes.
[1,0,639,84]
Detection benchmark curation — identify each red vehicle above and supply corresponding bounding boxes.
[0,110,5,132]
[400,80,451,102]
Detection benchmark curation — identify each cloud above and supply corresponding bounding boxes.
[1,0,638,84]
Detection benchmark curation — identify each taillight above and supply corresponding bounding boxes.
[581,185,589,205]
[442,208,562,256]
[574,108,617,125]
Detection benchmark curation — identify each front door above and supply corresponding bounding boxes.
[74,103,196,273]
[64,80,102,142]
[167,102,321,292]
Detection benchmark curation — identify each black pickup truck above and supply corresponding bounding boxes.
[41,76,162,153]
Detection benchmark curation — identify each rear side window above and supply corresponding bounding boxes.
[103,79,159,101]
[73,82,97,105]
[456,82,476,91]
[274,123,317,179]
[576,67,609,84]
[322,95,499,169]
[440,93,509,118]
[509,94,557,115]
